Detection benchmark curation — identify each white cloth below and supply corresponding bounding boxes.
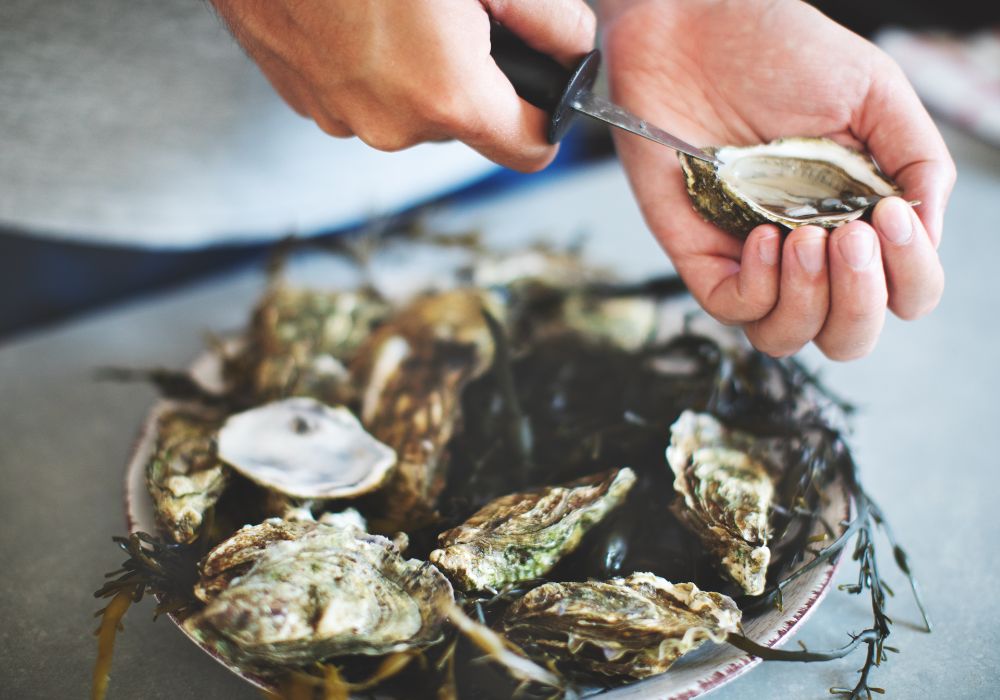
[877,27,1000,148]
[0,0,497,249]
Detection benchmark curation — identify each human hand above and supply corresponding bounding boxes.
[602,0,955,359]
[209,0,595,172]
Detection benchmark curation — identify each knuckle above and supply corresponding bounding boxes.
[313,114,351,138]
[423,92,474,136]
[356,126,417,152]
[745,330,799,359]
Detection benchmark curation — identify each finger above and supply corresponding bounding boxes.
[871,197,945,320]
[696,225,781,325]
[814,221,887,361]
[744,226,831,357]
[482,0,596,65]
[451,61,558,171]
[855,61,956,247]
[312,111,354,139]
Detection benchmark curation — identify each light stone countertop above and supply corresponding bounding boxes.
[1,123,997,699]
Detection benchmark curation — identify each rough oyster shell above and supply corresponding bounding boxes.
[679,137,901,237]
[145,409,228,544]
[501,573,741,679]
[235,286,390,405]
[351,289,503,531]
[185,522,454,667]
[216,397,396,500]
[430,468,636,592]
[666,411,773,595]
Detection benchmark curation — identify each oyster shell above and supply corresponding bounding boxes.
[236,286,390,405]
[558,294,658,352]
[679,137,901,237]
[185,522,454,667]
[666,411,773,595]
[194,518,318,603]
[501,573,741,679]
[352,289,503,531]
[430,468,636,592]
[194,512,367,602]
[216,397,396,500]
[145,409,228,544]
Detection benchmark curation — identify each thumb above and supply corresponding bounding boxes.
[482,0,596,66]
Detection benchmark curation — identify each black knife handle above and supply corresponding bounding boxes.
[489,21,601,144]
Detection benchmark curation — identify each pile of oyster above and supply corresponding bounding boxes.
[142,241,829,696]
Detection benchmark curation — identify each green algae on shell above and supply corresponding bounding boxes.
[185,523,454,668]
[667,411,774,595]
[430,468,636,592]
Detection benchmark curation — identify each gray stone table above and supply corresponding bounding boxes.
[2,123,998,699]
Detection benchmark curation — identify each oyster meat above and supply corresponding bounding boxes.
[679,137,901,237]
[145,409,228,544]
[352,289,503,531]
[430,468,636,592]
[216,397,396,500]
[502,573,741,679]
[666,411,773,595]
[185,522,454,667]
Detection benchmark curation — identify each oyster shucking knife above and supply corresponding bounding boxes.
[490,22,719,164]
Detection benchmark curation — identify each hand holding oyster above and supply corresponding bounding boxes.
[604,0,950,361]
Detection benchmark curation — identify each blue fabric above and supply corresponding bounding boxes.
[0,129,610,340]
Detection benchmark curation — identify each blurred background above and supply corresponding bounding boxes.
[1,0,998,339]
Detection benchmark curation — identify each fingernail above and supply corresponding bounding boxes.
[839,228,876,270]
[879,198,913,245]
[794,236,826,274]
[758,232,780,266]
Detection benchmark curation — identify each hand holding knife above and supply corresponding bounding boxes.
[489,22,719,165]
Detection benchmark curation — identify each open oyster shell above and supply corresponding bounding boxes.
[145,409,228,544]
[216,397,396,501]
[501,573,741,679]
[185,522,454,667]
[666,411,774,595]
[679,137,901,237]
[430,468,636,592]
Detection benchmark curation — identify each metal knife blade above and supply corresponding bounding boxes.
[571,92,720,165]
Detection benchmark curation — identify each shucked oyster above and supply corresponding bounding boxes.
[216,397,396,500]
[667,411,774,595]
[185,522,454,667]
[430,468,636,592]
[352,289,502,531]
[679,137,900,237]
[145,409,228,544]
[502,573,741,679]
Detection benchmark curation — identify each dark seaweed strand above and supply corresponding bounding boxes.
[94,532,201,618]
[701,349,929,698]
[726,429,930,700]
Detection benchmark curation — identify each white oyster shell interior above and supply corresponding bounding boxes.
[217,397,396,499]
[716,138,899,226]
